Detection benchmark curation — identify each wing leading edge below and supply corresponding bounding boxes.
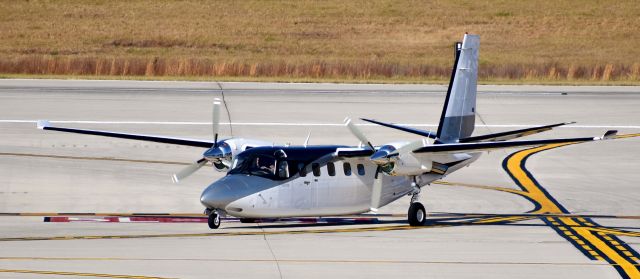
[413,130,617,154]
[459,122,575,143]
[37,120,214,148]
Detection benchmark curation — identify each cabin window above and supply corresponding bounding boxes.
[298,163,307,177]
[312,163,321,177]
[357,164,365,176]
[327,162,336,176]
[343,162,352,176]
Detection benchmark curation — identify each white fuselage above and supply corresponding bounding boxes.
[217,159,414,218]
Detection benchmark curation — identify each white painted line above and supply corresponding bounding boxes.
[1,120,639,129]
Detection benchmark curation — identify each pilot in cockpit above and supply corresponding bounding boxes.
[255,157,275,174]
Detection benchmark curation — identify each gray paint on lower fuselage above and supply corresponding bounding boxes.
[223,159,413,218]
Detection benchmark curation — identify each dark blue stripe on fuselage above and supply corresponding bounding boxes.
[235,145,347,162]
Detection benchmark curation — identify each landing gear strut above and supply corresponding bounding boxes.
[407,185,426,226]
[206,209,221,229]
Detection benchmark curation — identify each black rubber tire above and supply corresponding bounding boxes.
[208,213,221,229]
[408,202,426,226]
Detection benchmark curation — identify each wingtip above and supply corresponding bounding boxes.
[36,120,50,129]
[602,130,618,140]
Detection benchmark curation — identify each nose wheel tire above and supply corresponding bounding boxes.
[208,213,221,229]
[408,202,426,226]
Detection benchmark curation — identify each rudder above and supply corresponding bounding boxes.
[436,34,480,143]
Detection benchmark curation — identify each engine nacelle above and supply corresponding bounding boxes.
[383,156,433,176]
[370,142,432,176]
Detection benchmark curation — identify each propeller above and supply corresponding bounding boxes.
[344,118,430,209]
[370,140,427,165]
[344,118,431,176]
[370,165,383,211]
[172,159,207,183]
[211,99,221,146]
[344,117,374,150]
[172,99,232,183]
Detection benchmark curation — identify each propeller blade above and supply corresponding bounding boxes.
[344,117,375,150]
[172,158,207,183]
[212,99,221,147]
[370,166,383,210]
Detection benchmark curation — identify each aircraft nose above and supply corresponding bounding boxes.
[200,182,230,209]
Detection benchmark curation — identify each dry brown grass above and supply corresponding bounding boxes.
[1,0,639,82]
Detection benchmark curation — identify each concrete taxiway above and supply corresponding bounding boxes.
[0,79,639,278]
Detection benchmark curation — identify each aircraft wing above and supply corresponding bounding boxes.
[413,130,617,154]
[360,118,438,139]
[459,122,574,143]
[37,120,214,148]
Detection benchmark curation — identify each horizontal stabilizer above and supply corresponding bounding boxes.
[36,121,214,148]
[460,122,574,143]
[413,137,601,154]
[360,118,437,139]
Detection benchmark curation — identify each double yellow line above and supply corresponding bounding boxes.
[505,142,640,278]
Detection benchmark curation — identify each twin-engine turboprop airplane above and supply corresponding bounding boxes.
[37,34,619,229]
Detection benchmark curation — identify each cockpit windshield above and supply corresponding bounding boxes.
[229,150,296,180]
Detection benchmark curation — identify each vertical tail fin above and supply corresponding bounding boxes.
[436,34,480,143]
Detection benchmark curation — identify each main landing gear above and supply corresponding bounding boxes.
[408,202,426,226]
[407,186,426,226]
[205,208,221,229]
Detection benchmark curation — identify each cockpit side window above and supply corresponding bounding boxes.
[312,163,321,177]
[277,161,289,178]
[357,164,365,176]
[228,154,277,178]
[252,155,276,175]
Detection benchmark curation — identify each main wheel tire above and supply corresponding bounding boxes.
[208,213,221,229]
[408,202,426,226]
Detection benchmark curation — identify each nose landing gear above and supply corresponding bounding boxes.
[205,208,221,229]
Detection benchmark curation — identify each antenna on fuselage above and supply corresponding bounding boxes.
[215,82,233,137]
[304,131,311,147]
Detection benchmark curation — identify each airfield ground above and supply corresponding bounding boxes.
[0,80,639,278]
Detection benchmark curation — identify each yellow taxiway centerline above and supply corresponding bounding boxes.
[504,139,640,278]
